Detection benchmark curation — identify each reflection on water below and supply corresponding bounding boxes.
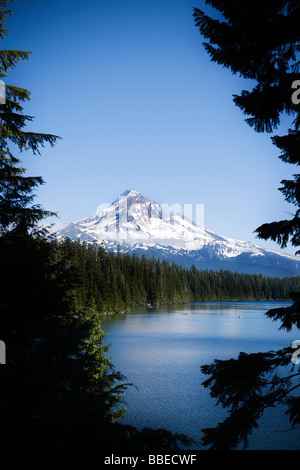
[102,301,300,450]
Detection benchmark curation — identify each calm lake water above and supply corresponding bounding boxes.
[101,301,300,450]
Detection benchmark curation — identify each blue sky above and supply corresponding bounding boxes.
[3,0,297,254]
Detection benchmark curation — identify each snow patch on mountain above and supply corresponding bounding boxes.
[54,189,300,278]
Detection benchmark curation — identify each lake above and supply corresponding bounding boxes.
[101,301,300,450]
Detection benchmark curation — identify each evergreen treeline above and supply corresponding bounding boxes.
[58,238,300,313]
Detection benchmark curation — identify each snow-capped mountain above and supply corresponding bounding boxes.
[55,190,300,278]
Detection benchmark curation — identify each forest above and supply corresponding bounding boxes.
[57,238,300,314]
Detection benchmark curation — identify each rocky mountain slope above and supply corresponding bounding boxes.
[55,190,300,278]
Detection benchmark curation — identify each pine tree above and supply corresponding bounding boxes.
[194,0,300,449]
[0,3,59,234]
[0,1,130,449]
[0,0,62,357]
[194,0,300,252]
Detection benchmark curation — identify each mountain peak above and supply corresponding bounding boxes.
[54,191,300,278]
[112,189,148,207]
[121,189,141,198]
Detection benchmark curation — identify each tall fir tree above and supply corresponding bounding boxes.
[194,0,300,449]
[193,0,300,252]
[0,0,129,449]
[0,1,59,235]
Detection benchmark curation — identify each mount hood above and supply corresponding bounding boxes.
[55,190,300,278]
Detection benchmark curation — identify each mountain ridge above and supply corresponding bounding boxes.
[54,189,300,278]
